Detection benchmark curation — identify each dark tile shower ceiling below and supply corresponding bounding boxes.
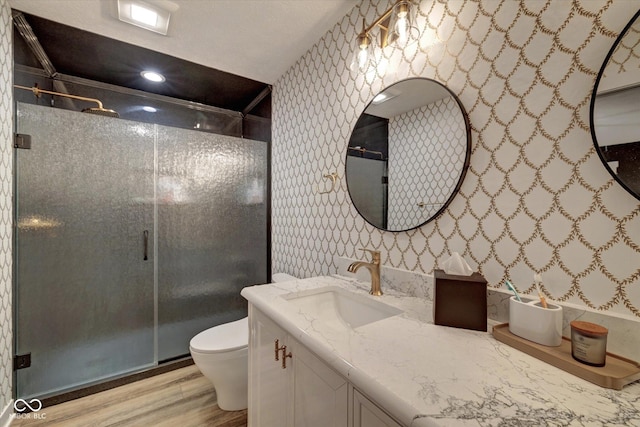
[14,12,271,116]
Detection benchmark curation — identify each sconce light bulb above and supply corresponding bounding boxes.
[395,3,409,18]
[357,49,369,69]
[396,17,408,42]
[357,33,370,50]
[390,1,415,46]
[353,32,372,71]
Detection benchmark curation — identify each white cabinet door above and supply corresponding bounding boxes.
[291,340,348,427]
[353,389,402,427]
[248,306,290,427]
[249,305,396,427]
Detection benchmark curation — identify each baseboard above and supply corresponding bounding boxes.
[0,400,13,427]
[40,357,193,408]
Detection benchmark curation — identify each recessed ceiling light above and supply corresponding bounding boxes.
[142,106,157,113]
[372,92,399,105]
[141,70,165,82]
[372,93,389,104]
[117,0,174,35]
[131,4,158,27]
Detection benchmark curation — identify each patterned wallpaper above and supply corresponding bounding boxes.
[0,0,12,415]
[272,0,640,319]
[388,96,466,229]
[604,13,639,77]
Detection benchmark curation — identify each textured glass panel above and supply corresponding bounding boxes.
[15,103,155,398]
[14,75,244,139]
[157,126,268,361]
[346,157,387,229]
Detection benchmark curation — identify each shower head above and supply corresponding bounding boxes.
[14,84,120,118]
[82,107,120,118]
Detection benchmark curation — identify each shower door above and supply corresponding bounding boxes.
[15,103,155,399]
[157,126,268,361]
[346,157,387,229]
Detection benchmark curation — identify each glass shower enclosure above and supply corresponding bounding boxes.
[14,103,268,399]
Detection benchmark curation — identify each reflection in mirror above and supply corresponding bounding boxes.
[346,78,470,232]
[591,9,640,200]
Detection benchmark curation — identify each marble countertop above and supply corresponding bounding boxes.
[240,276,640,427]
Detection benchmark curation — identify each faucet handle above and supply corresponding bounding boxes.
[359,248,380,262]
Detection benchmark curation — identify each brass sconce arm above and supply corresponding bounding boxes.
[358,0,409,48]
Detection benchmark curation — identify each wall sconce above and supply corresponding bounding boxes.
[351,0,420,73]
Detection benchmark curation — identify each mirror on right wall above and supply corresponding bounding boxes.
[346,78,471,232]
[590,9,640,200]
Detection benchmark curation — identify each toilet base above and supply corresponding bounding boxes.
[215,382,248,411]
[190,347,248,411]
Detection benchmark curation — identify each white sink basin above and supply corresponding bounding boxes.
[283,286,402,329]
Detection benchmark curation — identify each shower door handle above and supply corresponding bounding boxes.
[143,230,149,261]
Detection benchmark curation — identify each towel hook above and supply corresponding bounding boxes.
[317,172,338,194]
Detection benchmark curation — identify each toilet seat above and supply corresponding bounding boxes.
[190,317,248,354]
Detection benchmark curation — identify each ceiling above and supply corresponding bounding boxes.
[365,79,451,119]
[13,13,272,113]
[8,0,357,85]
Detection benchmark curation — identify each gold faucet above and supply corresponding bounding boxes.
[347,248,382,296]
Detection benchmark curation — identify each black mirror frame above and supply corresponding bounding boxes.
[346,77,472,232]
[589,8,640,202]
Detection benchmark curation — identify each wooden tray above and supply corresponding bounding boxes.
[492,323,640,390]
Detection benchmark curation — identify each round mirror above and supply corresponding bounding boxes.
[346,78,471,232]
[590,9,640,201]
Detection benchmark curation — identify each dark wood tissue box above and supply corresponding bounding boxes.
[433,269,488,331]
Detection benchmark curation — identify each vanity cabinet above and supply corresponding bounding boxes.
[353,390,402,427]
[248,305,289,426]
[290,339,349,426]
[248,306,349,427]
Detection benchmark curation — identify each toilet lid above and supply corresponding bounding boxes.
[190,317,248,354]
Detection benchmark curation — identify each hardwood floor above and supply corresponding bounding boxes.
[12,365,247,427]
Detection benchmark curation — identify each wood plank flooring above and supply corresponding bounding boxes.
[12,365,247,427]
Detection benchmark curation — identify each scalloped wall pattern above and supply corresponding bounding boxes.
[272,0,640,318]
[388,96,467,229]
[0,0,12,413]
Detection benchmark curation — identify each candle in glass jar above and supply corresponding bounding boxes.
[570,321,608,367]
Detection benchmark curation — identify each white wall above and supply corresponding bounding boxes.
[272,0,640,319]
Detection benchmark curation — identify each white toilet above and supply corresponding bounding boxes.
[189,272,297,411]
